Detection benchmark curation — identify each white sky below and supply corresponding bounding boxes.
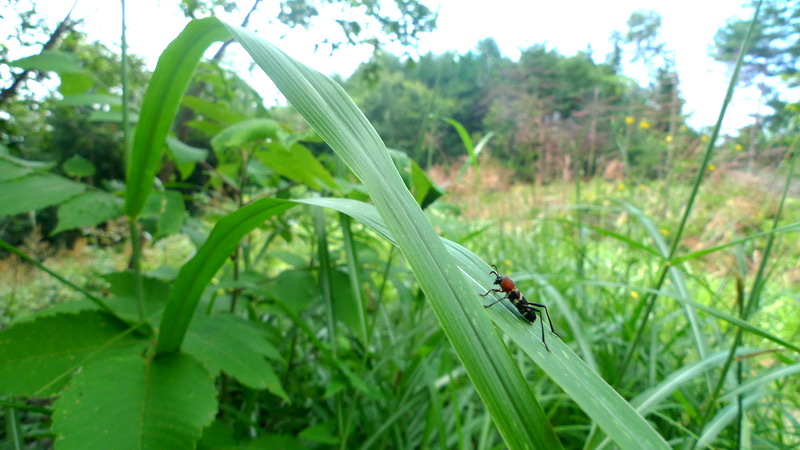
[25,0,761,133]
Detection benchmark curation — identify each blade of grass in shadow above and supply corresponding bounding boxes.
[295,196,669,450]
[311,206,345,446]
[618,1,763,380]
[222,22,562,449]
[339,213,369,345]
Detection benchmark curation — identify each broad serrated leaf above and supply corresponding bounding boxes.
[182,95,246,125]
[0,153,56,170]
[10,50,83,74]
[299,422,338,445]
[0,311,147,396]
[0,159,33,183]
[267,269,317,314]
[59,93,122,107]
[0,173,85,217]
[166,136,209,179]
[52,191,123,235]
[88,109,139,123]
[102,271,170,325]
[254,142,339,191]
[52,352,217,449]
[184,315,288,400]
[62,154,96,177]
[58,73,94,95]
[141,190,186,239]
[211,118,280,151]
[198,420,237,449]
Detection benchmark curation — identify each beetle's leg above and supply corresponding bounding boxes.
[527,301,561,338]
[482,294,509,308]
[521,305,550,352]
[480,288,503,297]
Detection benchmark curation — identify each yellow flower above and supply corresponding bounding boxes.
[639,120,650,130]
[630,291,640,300]
[665,135,673,143]
[617,183,626,191]
[708,164,717,172]
[734,144,743,151]
[701,136,709,142]
[625,116,635,125]
[659,228,670,236]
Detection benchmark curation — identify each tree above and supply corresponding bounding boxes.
[713,0,799,137]
[713,0,800,81]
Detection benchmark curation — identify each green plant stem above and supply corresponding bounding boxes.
[312,207,343,439]
[340,213,368,345]
[128,216,145,322]
[617,0,762,381]
[120,0,130,155]
[120,0,144,322]
[230,148,252,313]
[0,239,114,313]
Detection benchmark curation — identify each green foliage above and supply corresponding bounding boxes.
[275,0,436,48]
[62,154,95,177]
[713,0,800,133]
[52,352,217,449]
[0,311,146,396]
[124,19,230,218]
[349,68,458,155]
[0,173,85,217]
[9,50,83,74]
[1,3,798,449]
[184,315,287,398]
[157,196,293,353]
[51,191,123,235]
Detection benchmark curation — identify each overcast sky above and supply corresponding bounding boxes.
[27,0,761,133]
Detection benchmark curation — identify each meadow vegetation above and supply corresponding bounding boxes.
[0,0,798,448]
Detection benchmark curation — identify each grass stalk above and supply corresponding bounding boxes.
[617,0,763,380]
[693,124,797,447]
[120,0,144,322]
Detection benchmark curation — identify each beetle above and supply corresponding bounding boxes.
[481,265,560,351]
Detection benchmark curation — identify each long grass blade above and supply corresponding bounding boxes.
[295,196,669,449]
[221,21,562,448]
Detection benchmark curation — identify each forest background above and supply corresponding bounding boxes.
[0,0,798,449]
